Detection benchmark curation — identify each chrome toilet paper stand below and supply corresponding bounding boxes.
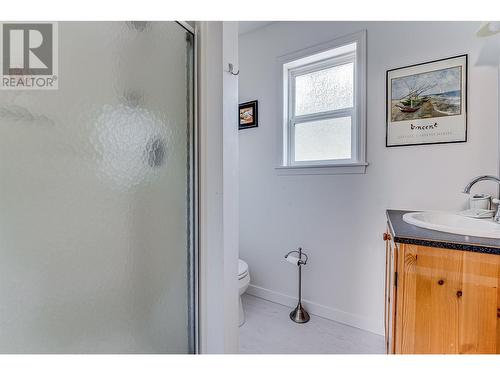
[285,247,310,324]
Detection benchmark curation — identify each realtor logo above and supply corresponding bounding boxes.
[0,22,58,89]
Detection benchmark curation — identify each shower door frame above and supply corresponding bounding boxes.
[176,21,199,354]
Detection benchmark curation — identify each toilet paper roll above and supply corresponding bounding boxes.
[285,255,301,266]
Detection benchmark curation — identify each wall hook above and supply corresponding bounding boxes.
[227,63,239,76]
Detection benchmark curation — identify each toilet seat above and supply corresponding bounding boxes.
[238,259,250,327]
[238,259,248,280]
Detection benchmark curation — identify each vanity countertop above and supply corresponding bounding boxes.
[386,209,500,255]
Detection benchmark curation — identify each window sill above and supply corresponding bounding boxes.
[275,162,368,175]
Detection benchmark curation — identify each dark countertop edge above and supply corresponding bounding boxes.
[386,210,500,255]
[393,236,500,254]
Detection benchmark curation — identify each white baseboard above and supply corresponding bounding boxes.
[246,284,384,336]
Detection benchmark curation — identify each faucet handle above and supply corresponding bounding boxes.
[493,199,500,223]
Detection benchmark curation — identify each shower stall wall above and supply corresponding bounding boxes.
[0,21,196,353]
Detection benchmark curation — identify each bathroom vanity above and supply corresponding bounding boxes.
[384,210,500,354]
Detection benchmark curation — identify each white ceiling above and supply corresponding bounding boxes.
[238,21,275,35]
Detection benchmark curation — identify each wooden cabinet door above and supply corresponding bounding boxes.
[384,231,397,354]
[395,244,500,354]
[396,244,462,353]
[459,251,500,353]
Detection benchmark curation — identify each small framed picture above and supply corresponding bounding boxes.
[386,54,467,147]
[239,100,258,130]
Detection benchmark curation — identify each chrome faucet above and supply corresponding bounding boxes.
[463,175,500,223]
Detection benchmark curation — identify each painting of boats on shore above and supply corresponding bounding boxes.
[386,54,467,147]
[390,66,462,122]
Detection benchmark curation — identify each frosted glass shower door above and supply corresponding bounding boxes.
[0,22,195,353]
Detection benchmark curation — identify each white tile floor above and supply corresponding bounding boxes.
[239,294,386,354]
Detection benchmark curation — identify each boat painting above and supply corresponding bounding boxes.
[390,66,462,122]
[386,55,467,147]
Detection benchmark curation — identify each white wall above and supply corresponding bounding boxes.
[239,21,499,335]
[198,21,239,353]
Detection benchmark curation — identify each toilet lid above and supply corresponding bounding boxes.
[238,259,248,277]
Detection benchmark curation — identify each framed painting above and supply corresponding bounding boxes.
[239,100,258,130]
[386,54,467,147]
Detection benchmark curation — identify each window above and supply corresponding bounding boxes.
[279,31,367,174]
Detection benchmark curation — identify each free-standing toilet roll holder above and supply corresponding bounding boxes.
[284,247,310,324]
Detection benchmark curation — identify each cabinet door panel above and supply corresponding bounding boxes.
[498,273,500,352]
[396,244,417,353]
[423,247,462,353]
[459,251,500,353]
[397,245,463,354]
[395,244,500,354]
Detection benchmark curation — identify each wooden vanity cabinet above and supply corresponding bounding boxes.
[384,230,500,354]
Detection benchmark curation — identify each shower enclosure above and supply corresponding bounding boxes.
[0,21,196,353]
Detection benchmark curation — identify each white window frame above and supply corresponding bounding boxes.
[277,30,367,175]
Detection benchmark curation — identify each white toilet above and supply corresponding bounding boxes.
[238,259,250,326]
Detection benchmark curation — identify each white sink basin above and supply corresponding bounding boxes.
[403,211,500,239]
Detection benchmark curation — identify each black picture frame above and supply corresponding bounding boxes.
[239,100,258,130]
[386,54,468,147]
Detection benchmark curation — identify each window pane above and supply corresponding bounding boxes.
[294,117,351,162]
[295,62,354,116]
